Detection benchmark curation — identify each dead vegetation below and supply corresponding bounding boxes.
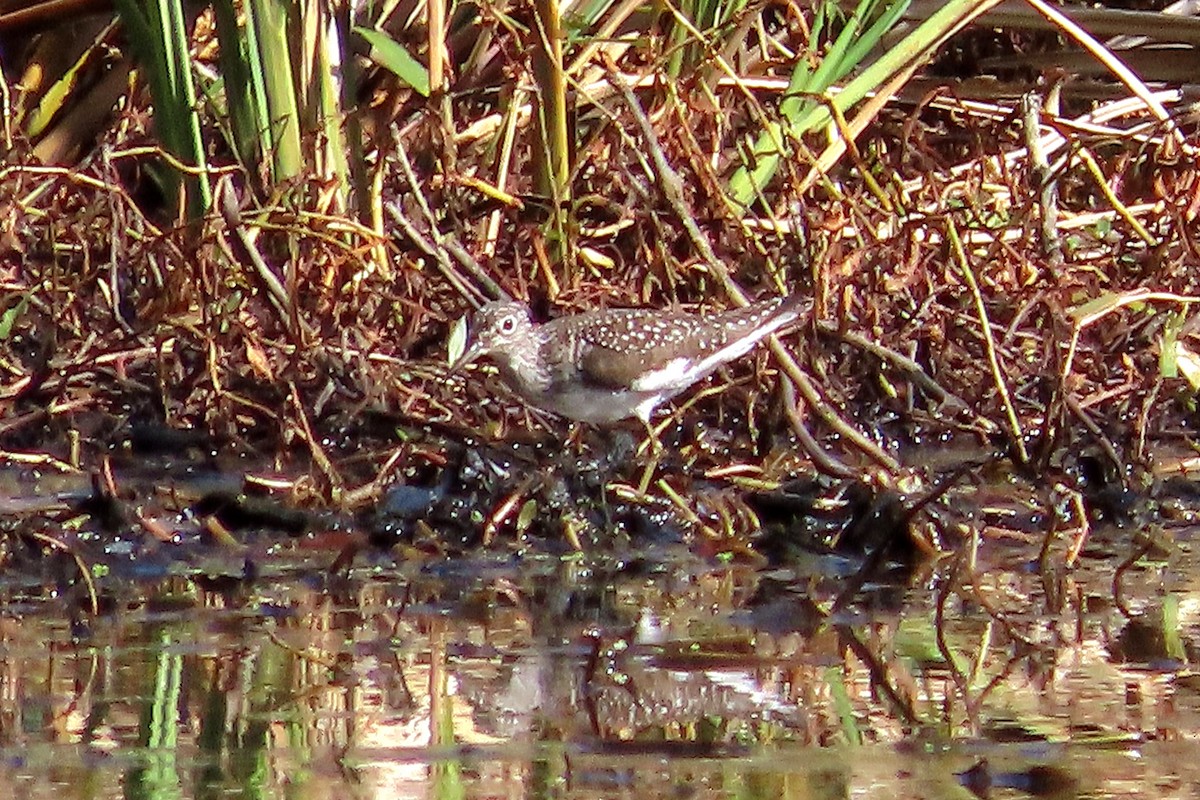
[1,3,1200,557]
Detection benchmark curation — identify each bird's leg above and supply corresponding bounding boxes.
[635,415,667,495]
[634,414,668,458]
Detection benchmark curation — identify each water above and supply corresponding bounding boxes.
[2,459,1200,799]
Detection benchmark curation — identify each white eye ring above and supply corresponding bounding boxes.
[501,317,516,333]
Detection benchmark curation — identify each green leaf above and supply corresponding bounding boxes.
[354,27,431,97]
[0,295,28,340]
[1161,311,1183,381]
[447,312,468,366]
[516,499,538,533]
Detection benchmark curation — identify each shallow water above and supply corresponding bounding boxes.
[3,458,1200,799]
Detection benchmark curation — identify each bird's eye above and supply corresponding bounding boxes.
[501,317,516,334]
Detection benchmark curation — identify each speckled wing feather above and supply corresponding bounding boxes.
[566,310,711,389]
[568,296,802,391]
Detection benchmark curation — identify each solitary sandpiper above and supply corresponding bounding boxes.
[450,295,806,424]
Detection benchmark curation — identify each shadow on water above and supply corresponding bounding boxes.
[3,446,1200,800]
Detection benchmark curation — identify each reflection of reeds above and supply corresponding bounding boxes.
[0,537,1196,796]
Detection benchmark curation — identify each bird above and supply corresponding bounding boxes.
[449,295,806,424]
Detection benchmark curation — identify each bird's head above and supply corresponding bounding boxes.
[449,301,536,374]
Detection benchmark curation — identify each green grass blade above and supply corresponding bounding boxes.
[727,0,998,210]
[212,0,269,174]
[355,26,431,96]
[112,0,212,217]
[248,0,303,181]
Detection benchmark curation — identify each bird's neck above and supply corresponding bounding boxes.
[493,333,552,396]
